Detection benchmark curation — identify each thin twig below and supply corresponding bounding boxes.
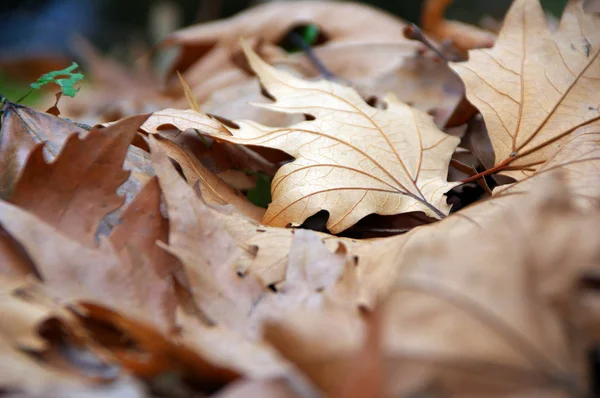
[288,31,336,80]
[403,23,450,63]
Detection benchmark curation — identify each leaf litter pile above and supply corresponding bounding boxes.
[1,0,600,396]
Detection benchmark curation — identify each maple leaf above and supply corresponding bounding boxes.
[198,42,460,233]
[450,0,600,180]
[351,128,600,309]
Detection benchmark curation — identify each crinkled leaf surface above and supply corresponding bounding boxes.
[203,43,460,233]
[450,0,600,180]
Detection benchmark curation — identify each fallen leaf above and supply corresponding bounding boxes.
[73,303,241,390]
[140,108,229,137]
[202,43,460,233]
[150,135,347,287]
[151,138,357,338]
[164,1,410,78]
[9,115,147,246]
[450,0,600,180]
[150,136,265,221]
[0,276,144,397]
[0,173,177,332]
[0,101,87,198]
[379,177,600,397]
[354,50,466,128]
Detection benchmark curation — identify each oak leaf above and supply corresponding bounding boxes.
[8,115,147,246]
[201,43,460,233]
[0,101,87,198]
[450,0,600,180]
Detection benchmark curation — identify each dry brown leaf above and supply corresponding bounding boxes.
[150,135,348,287]
[175,311,287,379]
[271,42,463,127]
[354,127,600,311]
[0,101,87,198]
[379,178,600,397]
[273,42,418,82]
[166,1,408,48]
[151,138,358,339]
[150,137,265,221]
[0,179,177,333]
[354,51,466,128]
[164,1,410,78]
[73,303,241,389]
[200,42,459,233]
[450,0,600,180]
[9,115,147,246]
[0,277,144,397]
[265,174,600,397]
[264,308,365,395]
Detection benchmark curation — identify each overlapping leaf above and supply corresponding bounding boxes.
[450,0,600,180]
[200,42,460,233]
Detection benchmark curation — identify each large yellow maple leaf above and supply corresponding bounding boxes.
[450,0,600,180]
[204,42,459,233]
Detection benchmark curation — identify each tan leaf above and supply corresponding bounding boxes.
[0,277,143,396]
[378,178,600,397]
[265,176,600,397]
[0,179,177,333]
[272,43,464,127]
[73,303,241,388]
[150,136,265,221]
[450,0,600,180]
[151,138,357,339]
[140,107,229,137]
[164,1,410,80]
[150,136,346,287]
[201,42,460,233]
[354,128,600,309]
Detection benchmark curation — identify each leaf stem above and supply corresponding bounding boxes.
[16,88,34,104]
[460,156,514,184]
[288,31,336,80]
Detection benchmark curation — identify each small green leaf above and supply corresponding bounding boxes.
[244,170,272,208]
[30,62,84,98]
[302,24,320,46]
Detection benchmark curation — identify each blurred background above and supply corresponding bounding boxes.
[0,0,566,104]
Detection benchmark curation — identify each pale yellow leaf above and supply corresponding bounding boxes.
[140,108,229,136]
[450,0,600,180]
[203,42,460,233]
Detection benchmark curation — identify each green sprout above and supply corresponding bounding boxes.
[30,62,83,97]
[243,169,272,208]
